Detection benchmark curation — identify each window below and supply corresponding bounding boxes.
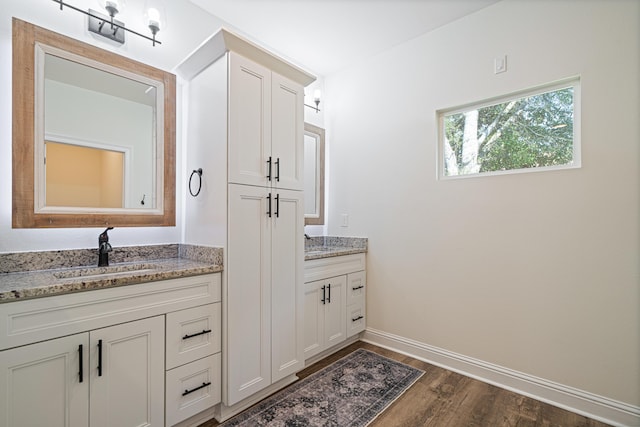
[438,79,580,178]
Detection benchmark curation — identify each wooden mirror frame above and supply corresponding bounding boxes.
[12,18,176,228]
[304,123,325,226]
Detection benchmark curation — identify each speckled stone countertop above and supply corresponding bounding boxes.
[0,244,223,303]
[304,236,367,260]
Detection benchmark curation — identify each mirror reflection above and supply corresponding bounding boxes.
[40,52,159,211]
[304,123,325,225]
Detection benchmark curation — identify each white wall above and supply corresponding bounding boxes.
[326,0,639,409]
[0,0,222,252]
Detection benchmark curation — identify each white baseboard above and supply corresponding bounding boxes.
[362,328,640,427]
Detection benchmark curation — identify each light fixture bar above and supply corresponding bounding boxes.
[304,103,321,113]
[52,0,162,46]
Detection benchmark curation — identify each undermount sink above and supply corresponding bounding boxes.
[53,263,158,280]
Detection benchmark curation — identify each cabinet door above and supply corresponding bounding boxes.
[324,275,347,348]
[89,316,164,427]
[227,184,272,405]
[271,189,304,381]
[0,333,89,427]
[303,280,325,360]
[271,73,304,191]
[228,53,272,187]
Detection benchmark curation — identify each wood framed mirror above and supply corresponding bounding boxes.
[12,18,176,228]
[304,123,325,226]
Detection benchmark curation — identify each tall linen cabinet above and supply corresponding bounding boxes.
[178,29,315,422]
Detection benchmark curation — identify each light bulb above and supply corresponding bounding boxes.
[101,0,123,17]
[313,89,322,102]
[147,7,161,31]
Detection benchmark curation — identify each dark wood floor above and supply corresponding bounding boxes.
[200,341,612,426]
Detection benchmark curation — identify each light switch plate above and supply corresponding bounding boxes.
[494,56,507,74]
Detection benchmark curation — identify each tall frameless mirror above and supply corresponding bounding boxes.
[304,123,325,225]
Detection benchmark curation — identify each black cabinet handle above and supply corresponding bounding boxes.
[182,381,212,396]
[321,285,326,304]
[183,329,212,340]
[275,194,280,218]
[97,339,103,377]
[275,158,280,182]
[78,344,84,383]
[352,315,364,322]
[267,193,272,218]
[352,285,364,290]
[327,283,331,303]
[267,157,272,181]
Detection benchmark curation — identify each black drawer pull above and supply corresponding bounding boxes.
[275,158,280,182]
[78,344,84,383]
[321,285,326,304]
[327,283,331,303]
[352,285,364,290]
[182,329,212,340]
[267,193,272,218]
[352,315,364,322]
[182,381,212,396]
[267,157,272,181]
[97,339,103,377]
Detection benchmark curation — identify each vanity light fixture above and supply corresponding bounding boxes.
[304,89,322,113]
[52,0,163,46]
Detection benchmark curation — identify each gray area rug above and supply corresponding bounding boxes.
[221,348,424,427]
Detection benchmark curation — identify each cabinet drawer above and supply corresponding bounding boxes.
[166,353,221,427]
[304,253,365,283]
[0,274,221,351]
[166,303,221,369]
[347,302,365,338]
[346,271,366,306]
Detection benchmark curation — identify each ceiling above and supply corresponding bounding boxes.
[188,0,502,77]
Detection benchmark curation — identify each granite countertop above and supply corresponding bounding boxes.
[304,236,368,261]
[0,237,366,302]
[0,244,222,303]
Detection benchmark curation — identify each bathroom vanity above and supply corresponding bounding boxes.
[0,245,222,427]
[303,237,368,364]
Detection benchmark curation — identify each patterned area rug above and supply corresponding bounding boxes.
[221,348,424,427]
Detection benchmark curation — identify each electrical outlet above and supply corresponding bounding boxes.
[340,214,349,227]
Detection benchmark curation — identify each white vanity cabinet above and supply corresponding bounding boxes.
[303,254,367,361]
[227,182,304,404]
[0,273,221,427]
[303,275,347,359]
[228,53,304,192]
[178,28,314,418]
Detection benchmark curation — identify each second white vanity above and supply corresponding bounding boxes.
[303,238,367,365]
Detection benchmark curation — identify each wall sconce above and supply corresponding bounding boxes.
[52,0,163,46]
[305,89,321,113]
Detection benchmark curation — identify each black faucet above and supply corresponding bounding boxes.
[98,227,114,267]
